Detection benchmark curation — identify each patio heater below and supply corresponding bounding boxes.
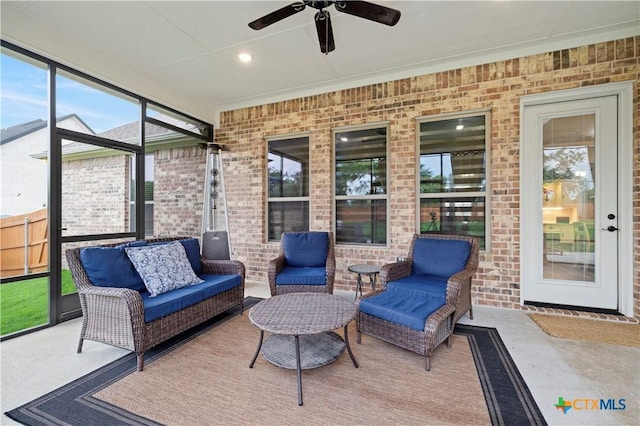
[200,142,231,260]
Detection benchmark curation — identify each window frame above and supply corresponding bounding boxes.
[415,110,491,251]
[333,122,390,247]
[265,133,311,242]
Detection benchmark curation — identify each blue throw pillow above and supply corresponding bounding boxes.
[125,241,204,297]
[412,238,470,278]
[79,241,147,292]
[282,232,329,267]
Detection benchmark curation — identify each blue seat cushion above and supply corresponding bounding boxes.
[282,232,328,267]
[386,274,448,299]
[141,285,205,323]
[191,274,242,298]
[275,266,327,285]
[79,241,147,292]
[412,238,470,278]
[150,238,201,274]
[358,288,446,331]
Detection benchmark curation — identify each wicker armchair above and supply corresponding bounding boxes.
[357,234,479,370]
[268,231,335,296]
[66,237,245,371]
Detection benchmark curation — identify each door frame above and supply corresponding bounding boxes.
[519,81,634,316]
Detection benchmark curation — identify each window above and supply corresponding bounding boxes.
[417,112,489,249]
[267,136,309,241]
[130,154,154,237]
[335,125,388,245]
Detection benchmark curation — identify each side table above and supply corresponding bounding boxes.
[348,264,380,301]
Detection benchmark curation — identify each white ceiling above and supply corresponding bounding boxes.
[1,1,638,125]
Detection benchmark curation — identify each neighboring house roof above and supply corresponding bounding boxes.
[97,119,177,142]
[24,114,201,160]
[0,114,93,145]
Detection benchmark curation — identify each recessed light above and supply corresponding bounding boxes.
[456,124,464,130]
[238,52,252,63]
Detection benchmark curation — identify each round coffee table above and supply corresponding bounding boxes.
[248,293,359,406]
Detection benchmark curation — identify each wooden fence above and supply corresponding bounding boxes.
[0,208,48,278]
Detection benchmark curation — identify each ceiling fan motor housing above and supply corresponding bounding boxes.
[306,1,333,10]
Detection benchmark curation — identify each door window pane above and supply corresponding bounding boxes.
[61,140,134,236]
[542,114,595,282]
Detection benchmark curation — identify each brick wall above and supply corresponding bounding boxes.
[213,37,638,319]
[148,37,640,319]
[153,146,206,238]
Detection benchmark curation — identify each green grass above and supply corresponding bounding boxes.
[0,270,77,336]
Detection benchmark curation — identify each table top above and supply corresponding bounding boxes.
[348,264,380,274]
[249,293,356,335]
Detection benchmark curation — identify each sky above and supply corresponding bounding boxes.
[1,50,139,134]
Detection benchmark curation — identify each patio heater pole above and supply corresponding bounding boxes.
[200,142,232,259]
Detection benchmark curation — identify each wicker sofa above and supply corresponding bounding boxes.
[66,237,245,371]
[357,234,479,370]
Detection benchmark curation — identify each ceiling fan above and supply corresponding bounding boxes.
[248,1,401,54]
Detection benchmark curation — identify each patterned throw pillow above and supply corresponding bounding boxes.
[125,241,204,297]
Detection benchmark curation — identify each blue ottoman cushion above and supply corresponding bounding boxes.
[386,274,448,298]
[358,288,446,331]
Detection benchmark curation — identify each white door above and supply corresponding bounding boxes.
[521,96,618,310]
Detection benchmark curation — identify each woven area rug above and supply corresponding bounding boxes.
[6,298,545,425]
[529,314,640,348]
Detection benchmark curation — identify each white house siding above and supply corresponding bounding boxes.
[0,116,92,217]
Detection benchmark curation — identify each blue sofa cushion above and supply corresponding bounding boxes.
[386,274,448,298]
[412,238,470,278]
[179,238,202,274]
[79,241,147,292]
[125,241,204,297]
[282,232,328,267]
[141,286,205,323]
[150,238,202,274]
[275,266,327,285]
[358,288,446,331]
[192,274,242,298]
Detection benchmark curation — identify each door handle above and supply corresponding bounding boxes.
[602,226,619,232]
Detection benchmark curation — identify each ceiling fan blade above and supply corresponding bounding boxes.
[334,1,401,26]
[315,10,335,54]
[248,2,306,30]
